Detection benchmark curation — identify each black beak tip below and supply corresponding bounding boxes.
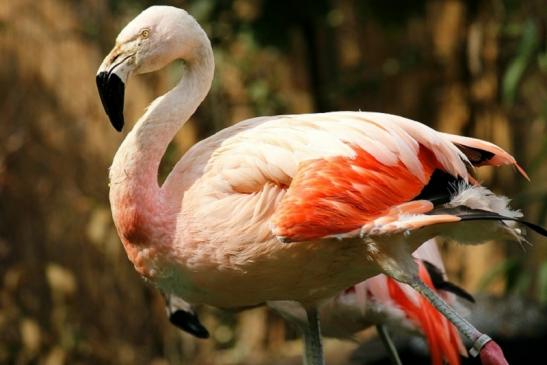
[169,310,210,339]
[111,117,124,132]
[96,71,125,132]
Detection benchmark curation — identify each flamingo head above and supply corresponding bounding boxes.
[96,5,208,131]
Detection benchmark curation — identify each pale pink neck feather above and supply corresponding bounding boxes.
[109,41,214,248]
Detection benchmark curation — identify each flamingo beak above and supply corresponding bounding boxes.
[169,309,210,339]
[96,46,135,132]
[96,71,125,131]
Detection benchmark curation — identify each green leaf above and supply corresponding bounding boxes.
[189,0,215,23]
[477,258,519,292]
[538,52,547,73]
[538,261,547,305]
[502,20,539,105]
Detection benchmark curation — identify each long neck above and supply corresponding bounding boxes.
[109,39,214,245]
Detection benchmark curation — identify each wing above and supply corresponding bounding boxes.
[206,112,470,192]
[189,112,520,243]
[264,112,474,242]
[271,144,445,241]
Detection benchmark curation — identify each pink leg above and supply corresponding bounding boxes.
[409,278,508,365]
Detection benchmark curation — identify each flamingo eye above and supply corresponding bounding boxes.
[140,28,150,39]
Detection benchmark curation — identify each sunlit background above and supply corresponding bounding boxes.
[1,0,546,364]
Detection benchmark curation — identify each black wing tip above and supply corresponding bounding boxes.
[430,206,547,238]
[460,209,547,238]
[437,281,476,303]
[519,220,547,237]
[422,260,476,303]
[413,169,468,206]
[454,143,496,165]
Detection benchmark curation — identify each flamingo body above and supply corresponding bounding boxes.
[108,111,509,308]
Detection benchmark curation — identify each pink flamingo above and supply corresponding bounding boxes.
[96,6,546,365]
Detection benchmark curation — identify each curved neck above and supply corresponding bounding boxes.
[109,37,214,244]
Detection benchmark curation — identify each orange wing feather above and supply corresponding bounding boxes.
[271,144,441,241]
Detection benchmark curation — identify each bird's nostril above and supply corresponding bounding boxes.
[110,53,122,65]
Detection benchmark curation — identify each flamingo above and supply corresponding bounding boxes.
[96,6,547,365]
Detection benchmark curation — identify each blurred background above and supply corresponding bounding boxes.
[1,0,546,364]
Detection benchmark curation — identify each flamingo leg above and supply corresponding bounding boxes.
[303,307,325,365]
[376,324,403,365]
[407,277,508,365]
[365,235,508,365]
[408,278,482,346]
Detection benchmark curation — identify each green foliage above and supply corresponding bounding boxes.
[502,20,540,105]
[477,258,521,293]
[538,261,547,305]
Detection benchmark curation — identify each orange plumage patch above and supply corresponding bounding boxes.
[271,145,440,241]
[387,262,463,365]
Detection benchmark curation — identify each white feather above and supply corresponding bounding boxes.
[448,184,522,219]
